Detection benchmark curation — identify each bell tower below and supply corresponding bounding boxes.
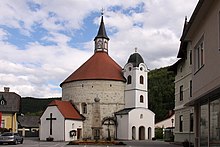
[94,12,109,53]
[123,49,149,109]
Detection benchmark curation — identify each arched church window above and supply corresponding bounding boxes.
[140,75,144,84]
[140,114,143,119]
[104,41,108,49]
[140,95,144,103]
[127,75,132,84]
[81,103,87,114]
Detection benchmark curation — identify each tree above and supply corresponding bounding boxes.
[148,66,175,123]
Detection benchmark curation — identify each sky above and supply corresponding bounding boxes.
[0,0,198,98]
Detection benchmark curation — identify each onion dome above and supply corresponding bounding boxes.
[127,52,144,67]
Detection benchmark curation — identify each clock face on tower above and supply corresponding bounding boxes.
[97,40,102,48]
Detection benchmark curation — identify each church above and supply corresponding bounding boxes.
[40,15,155,141]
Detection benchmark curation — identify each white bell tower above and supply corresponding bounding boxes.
[123,49,149,109]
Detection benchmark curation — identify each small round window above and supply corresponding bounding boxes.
[140,67,143,71]
[129,67,132,71]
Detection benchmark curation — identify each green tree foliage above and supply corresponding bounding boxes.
[21,97,61,116]
[148,66,175,123]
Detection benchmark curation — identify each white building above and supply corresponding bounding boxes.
[155,113,175,129]
[41,14,155,141]
[40,100,84,141]
[115,53,155,140]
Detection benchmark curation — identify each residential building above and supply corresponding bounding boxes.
[0,87,21,133]
[17,115,40,137]
[171,0,220,146]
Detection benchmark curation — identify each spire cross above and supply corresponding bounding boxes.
[135,47,138,53]
[101,8,104,16]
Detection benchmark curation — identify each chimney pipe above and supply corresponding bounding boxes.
[4,87,10,92]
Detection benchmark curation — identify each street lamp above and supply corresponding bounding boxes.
[171,118,174,128]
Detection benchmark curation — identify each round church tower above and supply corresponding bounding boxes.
[60,15,125,139]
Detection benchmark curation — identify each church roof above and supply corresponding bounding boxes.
[127,52,144,67]
[61,52,125,86]
[48,100,84,120]
[115,108,135,115]
[94,16,109,41]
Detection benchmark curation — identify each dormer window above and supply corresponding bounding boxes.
[0,95,6,105]
[0,100,5,105]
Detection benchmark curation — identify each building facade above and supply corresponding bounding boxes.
[0,87,21,133]
[40,100,84,141]
[171,0,220,146]
[170,18,195,143]
[115,53,155,140]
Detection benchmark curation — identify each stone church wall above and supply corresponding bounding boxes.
[61,80,125,139]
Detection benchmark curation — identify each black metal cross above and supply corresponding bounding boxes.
[46,113,56,135]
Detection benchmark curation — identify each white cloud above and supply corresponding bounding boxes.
[0,0,198,97]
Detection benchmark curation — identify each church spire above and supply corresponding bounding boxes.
[94,10,109,53]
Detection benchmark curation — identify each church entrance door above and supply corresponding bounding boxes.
[77,129,82,140]
[139,126,145,140]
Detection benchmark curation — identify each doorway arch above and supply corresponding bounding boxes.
[139,126,145,140]
[148,127,151,139]
[132,126,136,140]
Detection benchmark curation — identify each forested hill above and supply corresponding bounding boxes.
[21,66,175,122]
[148,66,175,123]
[20,97,61,115]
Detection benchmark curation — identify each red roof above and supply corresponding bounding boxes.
[48,100,84,120]
[60,52,125,86]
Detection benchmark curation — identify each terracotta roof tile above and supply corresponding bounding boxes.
[48,100,84,120]
[61,52,125,86]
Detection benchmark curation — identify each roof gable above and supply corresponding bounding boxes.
[0,92,21,112]
[48,100,84,120]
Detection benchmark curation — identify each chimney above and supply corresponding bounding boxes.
[4,87,10,92]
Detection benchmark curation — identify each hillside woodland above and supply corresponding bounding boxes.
[21,66,175,122]
[148,66,175,123]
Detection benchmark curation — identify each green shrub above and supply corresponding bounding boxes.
[155,127,163,139]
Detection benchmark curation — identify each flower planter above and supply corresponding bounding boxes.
[46,137,54,141]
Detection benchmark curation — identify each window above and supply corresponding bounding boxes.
[127,75,132,84]
[180,85,183,101]
[81,103,87,114]
[1,120,5,128]
[190,80,192,97]
[179,115,183,132]
[190,113,194,132]
[140,114,143,119]
[0,100,5,105]
[140,76,144,84]
[140,95,144,103]
[104,41,108,49]
[195,37,204,71]
[189,50,192,65]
